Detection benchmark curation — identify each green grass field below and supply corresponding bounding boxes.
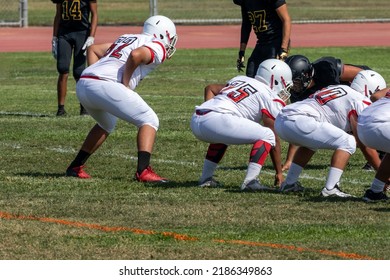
[0,47,389,260]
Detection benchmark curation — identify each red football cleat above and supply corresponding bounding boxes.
[135,166,168,183]
[66,165,91,179]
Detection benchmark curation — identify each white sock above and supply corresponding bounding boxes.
[243,162,262,183]
[285,163,303,185]
[200,159,218,182]
[370,178,386,193]
[325,167,343,190]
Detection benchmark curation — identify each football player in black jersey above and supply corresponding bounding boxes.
[283,54,384,171]
[52,0,98,116]
[285,55,371,103]
[233,0,292,78]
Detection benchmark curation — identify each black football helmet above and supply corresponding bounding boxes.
[284,55,314,94]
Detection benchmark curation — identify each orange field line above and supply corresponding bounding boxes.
[0,211,375,260]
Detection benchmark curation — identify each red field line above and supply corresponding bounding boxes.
[0,211,375,260]
[0,23,389,53]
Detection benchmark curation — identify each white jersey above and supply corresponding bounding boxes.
[359,91,390,123]
[280,84,371,133]
[81,34,167,90]
[357,91,390,153]
[196,75,286,123]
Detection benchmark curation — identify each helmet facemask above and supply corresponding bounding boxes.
[291,70,313,94]
[166,33,178,59]
[277,81,293,102]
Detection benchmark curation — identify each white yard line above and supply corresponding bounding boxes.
[2,142,373,185]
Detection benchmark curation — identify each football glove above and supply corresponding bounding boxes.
[52,36,58,60]
[237,50,245,72]
[82,36,95,56]
[277,48,288,61]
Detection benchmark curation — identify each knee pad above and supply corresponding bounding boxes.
[73,64,86,80]
[73,68,84,80]
[141,111,159,131]
[340,134,356,154]
[57,55,70,74]
[263,128,276,147]
[57,64,69,74]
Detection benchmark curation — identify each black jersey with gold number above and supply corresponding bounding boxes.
[240,0,286,44]
[52,0,95,31]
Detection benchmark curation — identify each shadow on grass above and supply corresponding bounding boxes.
[17,172,67,178]
[144,180,249,191]
[142,180,201,189]
[217,165,246,171]
[225,188,280,194]
[371,207,390,212]
[304,196,364,203]
[0,111,51,118]
[298,164,330,170]
[15,172,128,182]
[217,164,330,171]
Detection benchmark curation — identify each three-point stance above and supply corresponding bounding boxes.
[358,89,390,202]
[275,70,386,197]
[191,59,292,191]
[281,54,377,171]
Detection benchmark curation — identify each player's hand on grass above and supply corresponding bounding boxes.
[282,160,292,171]
[274,172,284,188]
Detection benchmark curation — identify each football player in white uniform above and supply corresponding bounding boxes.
[275,70,386,197]
[358,89,390,202]
[190,59,292,191]
[65,15,178,183]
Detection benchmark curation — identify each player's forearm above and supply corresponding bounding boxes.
[270,138,283,175]
[89,3,98,37]
[204,84,224,101]
[52,13,60,36]
[278,5,292,50]
[240,8,251,46]
[361,146,381,171]
[281,23,291,50]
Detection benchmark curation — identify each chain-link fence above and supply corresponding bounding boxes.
[2,0,390,27]
[0,0,27,27]
[21,0,241,27]
[150,0,241,24]
[150,0,390,24]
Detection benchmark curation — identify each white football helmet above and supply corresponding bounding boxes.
[142,15,178,59]
[255,58,293,102]
[350,70,386,97]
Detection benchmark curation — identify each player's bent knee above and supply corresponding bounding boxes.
[339,134,357,154]
[264,132,276,147]
[99,122,116,134]
[73,68,84,80]
[139,113,159,131]
[57,65,70,74]
[73,72,82,81]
